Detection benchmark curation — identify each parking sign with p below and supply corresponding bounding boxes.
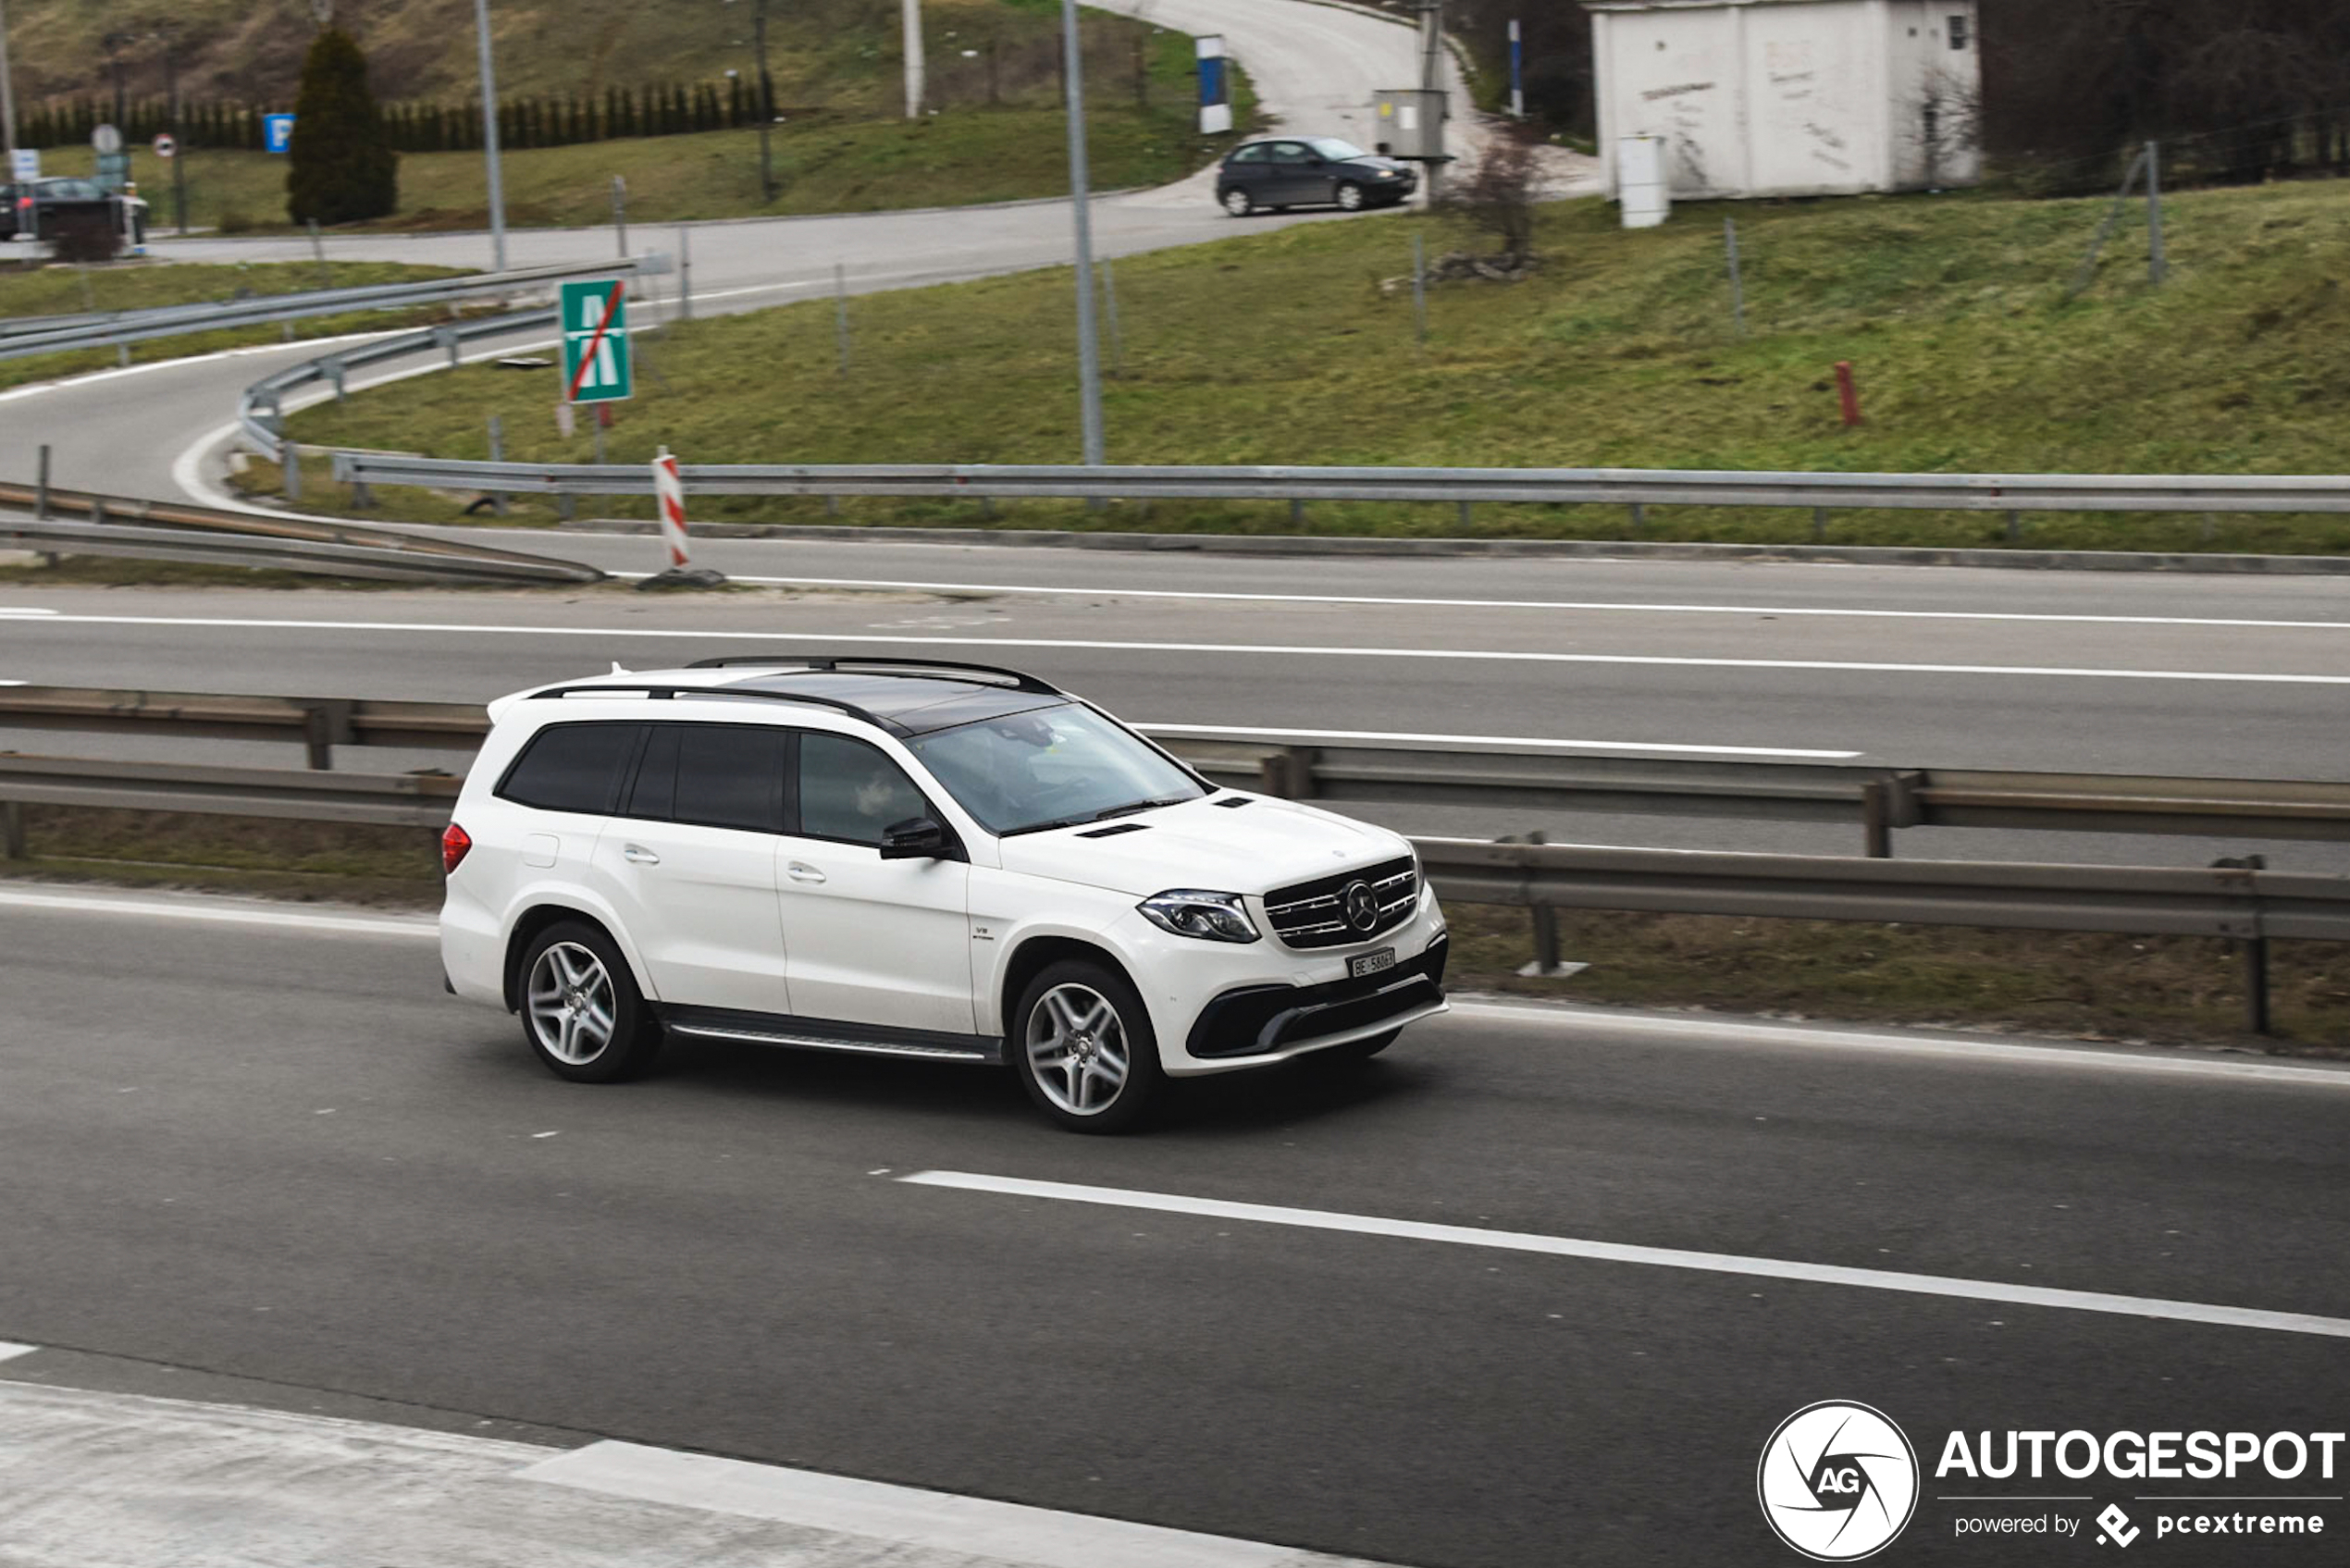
[560,279,632,405]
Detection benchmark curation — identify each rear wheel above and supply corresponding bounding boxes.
[1335,180,1367,212]
[1220,186,1254,216]
[1013,961,1163,1133]
[519,921,662,1083]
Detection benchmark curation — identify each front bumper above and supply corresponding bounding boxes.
[1187,933,1448,1062]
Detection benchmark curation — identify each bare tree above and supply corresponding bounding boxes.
[1441,125,1543,264]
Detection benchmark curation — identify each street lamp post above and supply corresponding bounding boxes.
[1059,0,1104,467]
[901,0,924,119]
[0,0,19,161]
[473,0,507,270]
[725,0,777,204]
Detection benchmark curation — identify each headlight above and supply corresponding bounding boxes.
[1139,890,1260,944]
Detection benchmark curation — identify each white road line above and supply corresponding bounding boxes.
[1446,1000,2350,1089]
[0,887,436,938]
[520,1441,1380,1568]
[0,1341,38,1363]
[701,574,2350,633]
[898,1172,2350,1341]
[1137,722,1858,759]
[6,611,2346,685]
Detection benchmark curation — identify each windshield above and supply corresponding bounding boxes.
[37,180,105,200]
[1308,138,1370,161]
[908,702,1206,835]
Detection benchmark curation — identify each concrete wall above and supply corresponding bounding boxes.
[1596,0,1982,201]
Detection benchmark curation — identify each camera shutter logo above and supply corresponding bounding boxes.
[1342,880,1379,932]
[1757,1401,1920,1561]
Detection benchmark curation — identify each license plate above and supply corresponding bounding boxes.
[1349,947,1396,980]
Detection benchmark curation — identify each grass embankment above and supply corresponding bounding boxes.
[0,260,465,392]
[27,14,1252,233]
[3,809,2341,1049]
[276,180,2350,554]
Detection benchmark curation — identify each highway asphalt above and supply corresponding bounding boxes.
[2,887,2345,1567]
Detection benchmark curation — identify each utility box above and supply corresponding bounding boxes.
[1372,89,1449,161]
[1590,0,1983,201]
[1618,135,1672,227]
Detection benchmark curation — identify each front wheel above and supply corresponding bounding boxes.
[1335,180,1367,212]
[1013,961,1163,1133]
[519,921,662,1083]
[1220,186,1254,217]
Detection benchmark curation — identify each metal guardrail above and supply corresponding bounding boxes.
[0,686,2344,852]
[239,308,564,463]
[323,453,2350,520]
[0,482,605,586]
[0,755,459,828]
[0,256,668,366]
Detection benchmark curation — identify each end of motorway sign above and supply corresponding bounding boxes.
[560,279,633,405]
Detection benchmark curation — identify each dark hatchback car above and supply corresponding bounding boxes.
[0,178,144,244]
[1217,137,1417,216]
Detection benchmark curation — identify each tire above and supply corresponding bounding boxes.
[1319,1028,1401,1065]
[1012,960,1163,1134]
[1335,181,1367,212]
[518,920,662,1083]
[1221,186,1254,217]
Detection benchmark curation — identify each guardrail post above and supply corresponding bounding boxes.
[301,701,356,770]
[34,445,51,519]
[283,446,303,502]
[1523,830,1564,976]
[436,326,461,370]
[1256,747,1316,800]
[1860,772,1923,858]
[1628,503,1646,536]
[1,802,25,861]
[488,415,508,518]
[2212,855,2272,1036]
[328,361,347,404]
[2005,510,2022,543]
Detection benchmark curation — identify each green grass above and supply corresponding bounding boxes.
[275,179,2350,555]
[0,260,469,392]
[23,12,1253,234]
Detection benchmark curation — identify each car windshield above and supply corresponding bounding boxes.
[1308,138,1370,161]
[908,702,1206,835]
[37,180,105,200]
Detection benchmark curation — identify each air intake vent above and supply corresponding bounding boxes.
[1077,822,1150,839]
[1262,856,1416,950]
[1215,796,1251,809]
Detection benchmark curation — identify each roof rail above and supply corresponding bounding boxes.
[524,682,908,734]
[685,655,1064,696]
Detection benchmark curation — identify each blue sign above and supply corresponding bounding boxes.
[264,115,296,154]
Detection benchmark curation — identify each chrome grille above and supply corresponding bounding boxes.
[1262,856,1417,950]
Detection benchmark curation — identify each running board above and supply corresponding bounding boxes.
[658,1006,1003,1066]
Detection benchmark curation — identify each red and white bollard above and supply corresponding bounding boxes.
[652,446,689,569]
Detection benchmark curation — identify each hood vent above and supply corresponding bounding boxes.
[1215,796,1251,809]
[1076,822,1151,839]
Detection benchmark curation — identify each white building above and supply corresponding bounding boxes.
[1591,0,1983,202]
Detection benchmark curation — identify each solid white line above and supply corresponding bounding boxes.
[1445,999,2350,1090]
[707,574,2350,634]
[897,1172,2350,1341]
[1136,722,1859,759]
[6,611,2346,685]
[0,887,436,939]
[518,1440,1362,1568]
[0,1341,38,1364]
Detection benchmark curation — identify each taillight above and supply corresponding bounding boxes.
[441,821,473,874]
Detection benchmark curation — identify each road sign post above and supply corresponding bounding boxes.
[559,279,633,405]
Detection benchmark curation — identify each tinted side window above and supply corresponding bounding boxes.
[625,724,681,820]
[1269,142,1312,164]
[673,724,785,833]
[499,723,638,814]
[798,733,931,846]
[1229,143,1269,165]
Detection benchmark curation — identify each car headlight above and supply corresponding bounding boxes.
[1139,890,1260,944]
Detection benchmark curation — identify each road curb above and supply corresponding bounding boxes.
[557,519,2350,574]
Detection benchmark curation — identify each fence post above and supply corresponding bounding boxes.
[1412,234,1429,347]
[1099,259,1123,378]
[677,225,693,321]
[2146,141,2166,287]
[1,801,24,861]
[834,264,852,377]
[1725,216,1746,337]
[488,414,508,517]
[612,175,629,257]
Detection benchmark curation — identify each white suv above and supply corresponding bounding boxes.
[439,658,1449,1131]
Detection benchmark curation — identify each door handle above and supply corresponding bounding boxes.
[786,861,827,884]
[622,844,662,866]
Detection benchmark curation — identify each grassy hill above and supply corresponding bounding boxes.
[276,179,2350,554]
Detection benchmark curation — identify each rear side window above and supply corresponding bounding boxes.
[498,722,638,814]
[798,733,931,846]
[673,724,786,832]
[1229,143,1269,165]
[622,722,786,832]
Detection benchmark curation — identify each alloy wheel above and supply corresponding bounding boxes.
[526,941,617,1065]
[1025,983,1131,1117]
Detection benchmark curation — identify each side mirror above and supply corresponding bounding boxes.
[880,816,949,860]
